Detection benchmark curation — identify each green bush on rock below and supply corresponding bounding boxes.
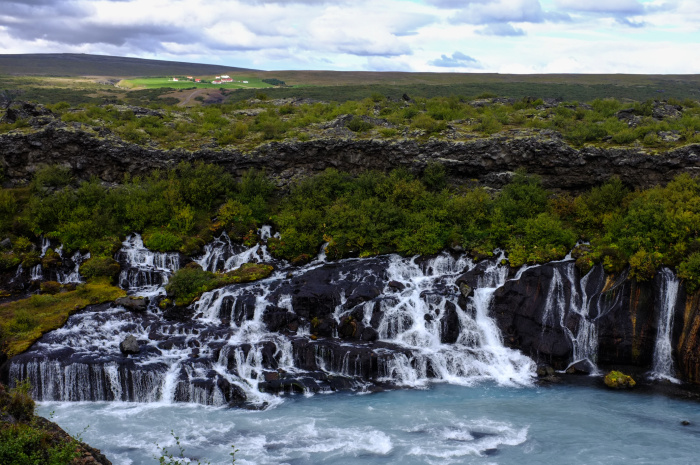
[79,256,120,282]
[604,370,636,389]
[166,263,274,306]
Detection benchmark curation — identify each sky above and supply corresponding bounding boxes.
[0,0,698,74]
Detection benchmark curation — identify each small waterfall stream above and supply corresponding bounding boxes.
[116,234,180,296]
[649,268,680,382]
[538,262,623,373]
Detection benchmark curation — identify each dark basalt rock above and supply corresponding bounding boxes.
[4,122,700,193]
[360,326,379,342]
[440,301,460,344]
[338,317,359,339]
[566,360,595,375]
[114,296,148,312]
[119,335,140,355]
[345,283,381,308]
[291,285,341,319]
[1,101,53,124]
[490,264,574,369]
[263,306,298,333]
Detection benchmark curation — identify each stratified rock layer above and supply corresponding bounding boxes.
[3,125,700,192]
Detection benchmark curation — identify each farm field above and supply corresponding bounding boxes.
[120,76,277,90]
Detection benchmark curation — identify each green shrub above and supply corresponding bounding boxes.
[20,251,40,268]
[679,252,700,293]
[411,114,445,134]
[40,281,62,295]
[629,249,663,281]
[0,190,17,217]
[13,237,33,254]
[0,423,79,465]
[79,256,120,282]
[31,165,72,191]
[476,115,502,135]
[143,230,184,252]
[421,162,447,192]
[0,252,20,271]
[347,117,373,133]
[4,380,34,422]
[165,265,213,305]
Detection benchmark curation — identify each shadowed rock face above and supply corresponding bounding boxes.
[3,124,700,192]
[484,262,694,379]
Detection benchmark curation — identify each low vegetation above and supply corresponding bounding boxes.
[166,263,274,306]
[3,85,700,152]
[4,161,700,295]
[0,279,125,356]
[0,381,80,465]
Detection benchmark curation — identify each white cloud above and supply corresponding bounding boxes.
[429,51,482,68]
[448,0,546,24]
[555,0,644,14]
[0,0,698,74]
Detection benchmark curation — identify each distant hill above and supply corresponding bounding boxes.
[0,53,256,77]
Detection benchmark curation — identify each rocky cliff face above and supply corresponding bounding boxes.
[3,125,700,191]
[478,261,696,382]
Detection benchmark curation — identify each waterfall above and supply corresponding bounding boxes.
[538,262,617,374]
[649,268,680,383]
[30,265,43,281]
[11,234,537,409]
[196,230,275,272]
[375,252,534,387]
[56,251,89,284]
[116,234,180,296]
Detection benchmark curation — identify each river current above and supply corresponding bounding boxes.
[38,383,700,465]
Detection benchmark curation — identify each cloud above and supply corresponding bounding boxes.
[429,51,482,68]
[554,0,653,28]
[477,23,525,36]
[447,0,546,24]
[554,0,644,15]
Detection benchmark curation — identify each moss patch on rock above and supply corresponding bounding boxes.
[0,279,125,357]
[79,257,121,283]
[604,370,637,389]
[166,262,274,306]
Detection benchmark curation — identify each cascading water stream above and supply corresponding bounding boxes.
[376,252,535,387]
[11,231,539,409]
[649,268,680,383]
[116,234,180,296]
[538,262,621,374]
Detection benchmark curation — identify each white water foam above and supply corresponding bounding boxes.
[649,268,681,383]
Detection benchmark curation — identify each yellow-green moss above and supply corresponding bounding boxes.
[604,370,636,389]
[166,263,274,306]
[0,279,125,357]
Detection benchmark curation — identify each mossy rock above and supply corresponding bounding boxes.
[41,248,61,268]
[166,262,274,306]
[79,256,121,282]
[604,370,636,389]
[224,263,274,283]
[291,254,313,266]
[39,281,61,295]
[20,251,41,269]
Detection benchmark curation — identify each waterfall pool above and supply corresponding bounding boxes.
[38,382,700,465]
